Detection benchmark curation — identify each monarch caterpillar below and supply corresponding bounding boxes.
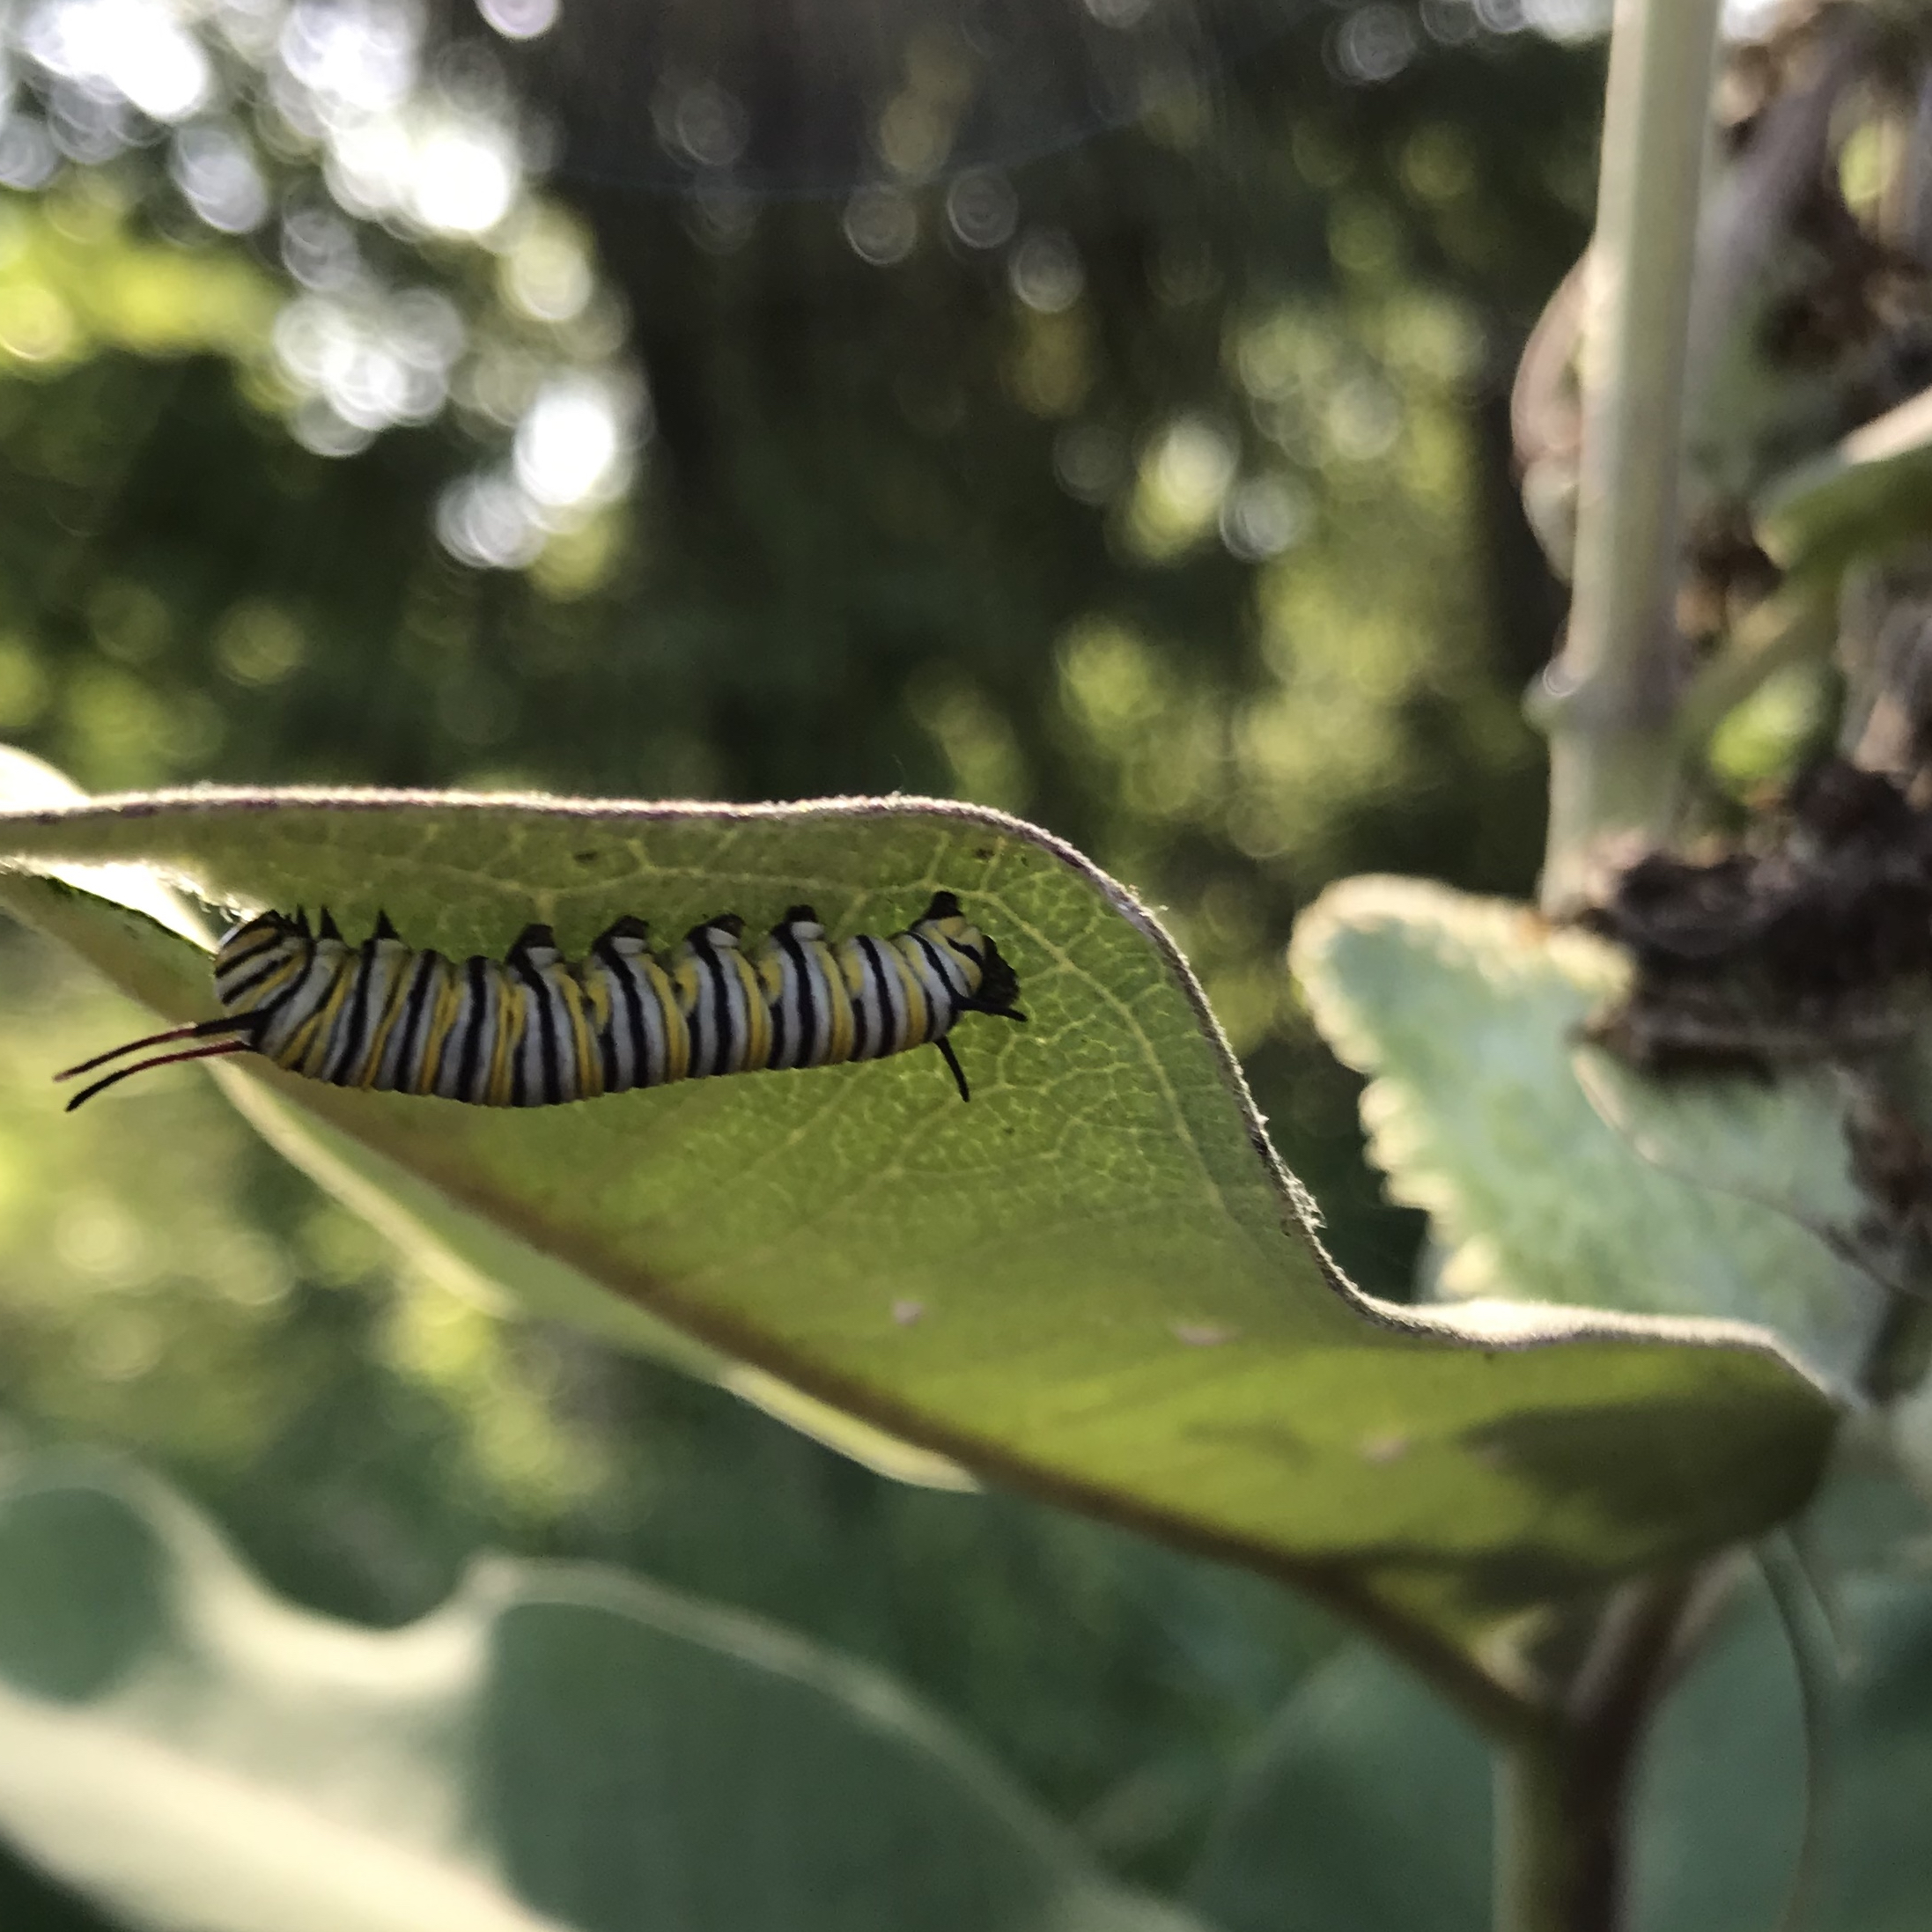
[57,891,1025,1111]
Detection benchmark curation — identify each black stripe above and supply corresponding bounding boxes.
[910,934,959,1042]
[848,944,871,1062]
[778,931,818,1069]
[328,944,381,1085]
[608,951,649,1091]
[455,956,491,1101]
[217,948,302,1008]
[215,931,289,980]
[700,946,734,1076]
[390,953,439,1094]
[682,940,723,1078]
[795,941,821,1067]
[857,937,895,1059]
[520,962,563,1105]
[249,938,319,1030]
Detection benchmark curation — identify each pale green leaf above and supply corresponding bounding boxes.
[1291,876,1884,1387]
[0,1452,1193,1932]
[0,789,1840,1705]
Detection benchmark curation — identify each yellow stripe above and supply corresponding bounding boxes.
[887,940,931,1047]
[667,952,703,1018]
[578,967,612,1033]
[925,913,984,999]
[729,952,770,1071]
[552,967,603,1100]
[279,957,357,1075]
[302,961,364,1077]
[810,940,854,1064]
[668,951,709,1071]
[756,946,803,1066]
[485,970,525,1106]
[756,949,787,1008]
[354,957,415,1088]
[956,921,988,999]
[415,962,466,1095]
[224,949,306,1017]
[837,945,872,1053]
[644,956,690,1080]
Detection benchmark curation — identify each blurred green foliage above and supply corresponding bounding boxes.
[0,0,1611,1916]
[0,933,1331,1893]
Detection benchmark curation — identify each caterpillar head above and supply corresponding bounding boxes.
[916,893,1024,1021]
[971,937,1023,1019]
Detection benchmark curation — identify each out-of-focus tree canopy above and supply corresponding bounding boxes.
[0,0,1599,1261]
[0,0,1609,1906]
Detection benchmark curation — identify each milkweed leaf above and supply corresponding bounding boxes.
[0,782,1838,1715]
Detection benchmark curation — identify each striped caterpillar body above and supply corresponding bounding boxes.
[58,891,1025,1110]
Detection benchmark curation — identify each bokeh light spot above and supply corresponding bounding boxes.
[1009,228,1084,313]
[476,0,557,41]
[843,186,918,266]
[945,169,1016,250]
[215,601,308,687]
[171,123,270,233]
[512,372,631,509]
[0,280,77,360]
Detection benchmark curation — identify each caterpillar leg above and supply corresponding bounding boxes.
[935,1036,970,1102]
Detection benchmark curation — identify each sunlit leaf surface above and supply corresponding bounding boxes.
[0,788,1840,1700]
[1292,876,1884,1389]
[218,1073,978,1489]
[0,1453,1197,1932]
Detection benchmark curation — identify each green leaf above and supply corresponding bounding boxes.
[0,745,972,1491]
[0,788,1840,1706]
[1291,876,1884,1387]
[1755,386,1932,582]
[218,1074,977,1488]
[1184,1541,1932,1932]
[1186,1642,1491,1932]
[1571,1051,1900,1368]
[0,1452,1200,1932]
[1180,1581,1809,1932]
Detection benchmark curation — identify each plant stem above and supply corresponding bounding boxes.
[1493,1725,1629,1932]
[1492,1568,1714,1932]
[1538,0,1724,912]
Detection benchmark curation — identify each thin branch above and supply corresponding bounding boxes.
[1540,0,1725,912]
[1759,1534,1843,1932]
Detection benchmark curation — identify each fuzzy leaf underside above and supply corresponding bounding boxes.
[1290,876,1885,1390]
[0,788,1839,1688]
